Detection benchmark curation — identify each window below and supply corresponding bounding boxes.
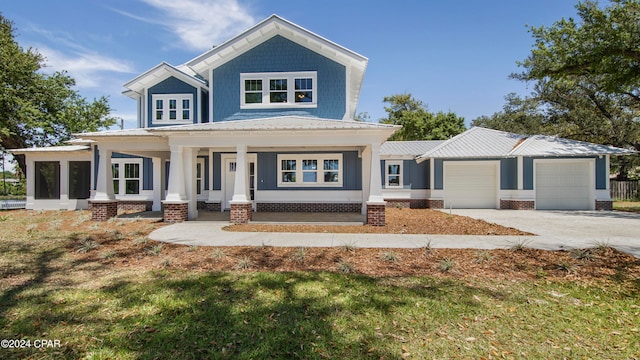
[69,161,91,200]
[152,94,193,124]
[112,159,141,195]
[35,161,60,199]
[241,72,317,108]
[385,161,402,188]
[277,154,342,187]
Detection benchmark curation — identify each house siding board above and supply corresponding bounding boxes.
[257,151,361,190]
[523,157,534,190]
[406,159,429,189]
[143,158,153,190]
[212,153,221,190]
[595,156,606,190]
[201,90,209,123]
[212,35,346,121]
[434,159,444,190]
[500,158,518,190]
[93,146,99,190]
[147,76,198,127]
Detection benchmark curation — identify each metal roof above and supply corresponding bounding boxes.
[381,140,445,156]
[9,145,90,154]
[417,127,636,161]
[75,128,155,138]
[148,116,399,132]
[509,134,636,156]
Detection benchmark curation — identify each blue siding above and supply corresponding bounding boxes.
[212,35,346,121]
[93,146,99,190]
[500,158,518,190]
[147,76,198,127]
[257,151,361,190]
[406,159,429,189]
[201,90,209,123]
[434,159,444,190]
[212,153,221,190]
[523,157,534,190]
[197,156,210,190]
[595,156,607,190]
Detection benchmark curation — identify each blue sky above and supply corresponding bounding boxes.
[3,0,580,129]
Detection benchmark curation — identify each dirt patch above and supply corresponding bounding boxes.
[224,208,531,235]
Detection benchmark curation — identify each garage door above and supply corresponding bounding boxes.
[444,163,498,208]
[536,162,592,210]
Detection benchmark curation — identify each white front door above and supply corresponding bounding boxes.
[223,155,257,210]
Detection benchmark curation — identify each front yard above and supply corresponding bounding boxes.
[0,210,638,359]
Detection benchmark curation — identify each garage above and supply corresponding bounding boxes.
[535,161,593,210]
[444,162,498,209]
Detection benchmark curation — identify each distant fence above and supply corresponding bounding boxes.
[610,180,640,200]
[0,199,26,210]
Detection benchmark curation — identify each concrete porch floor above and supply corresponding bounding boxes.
[196,211,364,225]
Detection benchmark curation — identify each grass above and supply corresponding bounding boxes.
[0,210,639,359]
[613,200,640,213]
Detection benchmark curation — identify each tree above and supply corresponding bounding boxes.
[0,14,117,173]
[379,94,466,141]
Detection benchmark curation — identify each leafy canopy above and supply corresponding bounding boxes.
[0,14,118,172]
[379,94,466,141]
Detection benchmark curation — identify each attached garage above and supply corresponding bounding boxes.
[535,160,593,210]
[444,161,498,209]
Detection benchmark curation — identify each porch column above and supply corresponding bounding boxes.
[183,147,198,220]
[163,145,188,223]
[230,144,252,224]
[206,148,220,211]
[366,143,386,226]
[517,156,523,190]
[91,148,117,221]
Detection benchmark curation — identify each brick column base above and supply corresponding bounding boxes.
[500,199,535,210]
[90,200,118,221]
[230,202,252,224]
[163,202,189,223]
[595,200,613,211]
[366,203,386,226]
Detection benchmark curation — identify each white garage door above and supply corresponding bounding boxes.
[444,163,498,209]
[536,161,592,210]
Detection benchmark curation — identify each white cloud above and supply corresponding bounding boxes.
[130,0,255,51]
[38,45,135,89]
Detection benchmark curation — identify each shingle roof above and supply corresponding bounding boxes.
[148,116,399,132]
[417,127,635,161]
[9,145,90,154]
[380,140,445,156]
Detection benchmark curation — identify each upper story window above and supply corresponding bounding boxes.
[241,72,317,109]
[152,94,193,124]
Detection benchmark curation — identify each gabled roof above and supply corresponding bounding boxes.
[185,15,369,119]
[416,127,635,162]
[75,128,156,139]
[148,116,398,133]
[381,140,445,157]
[123,62,208,98]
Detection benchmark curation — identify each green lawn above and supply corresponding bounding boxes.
[0,211,638,359]
[614,200,640,213]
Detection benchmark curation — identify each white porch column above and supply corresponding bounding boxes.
[361,146,371,215]
[59,161,69,209]
[207,148,217,203]
[183,147,198,219]
[232,144,248,202]
[93,148,115,201]
[151,157,162,211]
[165,145,186,202]
[25,158,35,209]
[367,143,385,203]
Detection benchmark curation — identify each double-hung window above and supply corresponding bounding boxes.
[112,159,142,195]
[385,161,403,188]
[241,72,317,108]
[152,94,193,124]
[277,154,342,187]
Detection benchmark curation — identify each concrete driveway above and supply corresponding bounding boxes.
[447,209,640,257]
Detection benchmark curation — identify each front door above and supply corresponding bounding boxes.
[223,155,256,210]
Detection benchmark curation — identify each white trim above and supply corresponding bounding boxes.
[276,153,343,187]
[385,160,403,188]
[151,94,194,124]
[382,189,429,200]
[240,71,317,109]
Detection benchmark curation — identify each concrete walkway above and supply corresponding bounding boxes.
[148,210,640,257]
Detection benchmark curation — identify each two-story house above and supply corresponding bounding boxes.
[11,15,633,225]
